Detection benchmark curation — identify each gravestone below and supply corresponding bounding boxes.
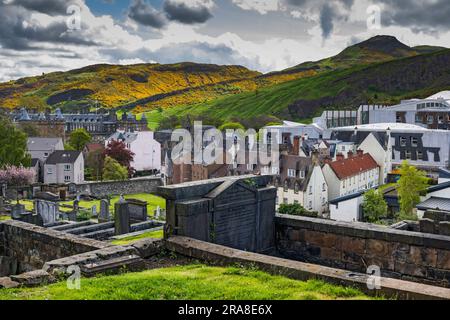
[154,206,161,219]
[99,199,110,223]
[35,192,59,201]
[439,221,450,236]
[419,218,436,234]
[73,200,79,212]
[114,199,130,235]
[0,197,4,214]
[35,200,59,225]
[127,199,148,223]
[91,205,97,218]
[11,204,25,220]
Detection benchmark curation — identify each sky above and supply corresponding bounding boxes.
[1,0,450,82]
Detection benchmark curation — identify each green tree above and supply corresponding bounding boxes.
[397,161,428,221]
[362,189,388,223]
[278,203,318,218]
[218,122,245,131]
[67,128,91,151]
[19,123,40,137]
[102,156,128,181]
[0,116,31,168]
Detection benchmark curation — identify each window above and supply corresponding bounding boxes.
[271,167,279,175]
[64,176,71,182]
[438,115,444,124]
[283,198,288,204]
[322,197,326,205]
[299,171,305,179]
[415,115,422,123]
[47,168,53,174]
[64,164,71,171]
[322,183,326,192]
[411,137,418,147]
[287,169,296,178]
[309,186,313,195]
[427,115,434,124]
[417,151,423,160]
[44,152,49,157]
[400,137,407,147]
[294,183,299,194]
[406,151,411,160]
[308,201,312,210]
[284,181,288,192]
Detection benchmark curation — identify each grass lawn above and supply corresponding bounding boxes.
[16,193,166,218]
[111,229,164,245]
[0,264,378,300]
[0,215,11,221]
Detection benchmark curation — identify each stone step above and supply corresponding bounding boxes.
[50,221,94,231]
[80,255,145,277]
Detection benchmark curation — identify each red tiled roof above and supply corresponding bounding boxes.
[84,143,104,153]
[329,153,379,180]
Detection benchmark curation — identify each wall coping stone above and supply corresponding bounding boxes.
[275,214,450,250]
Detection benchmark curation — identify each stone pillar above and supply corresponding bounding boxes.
[439,221,450,236]
[114,200,130,235]
[419,218,436,234]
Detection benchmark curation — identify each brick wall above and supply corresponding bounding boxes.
[0,220,109,273]
[276,215,450,287]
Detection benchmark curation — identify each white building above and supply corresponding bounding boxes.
[358,132,392,185]
[106,131,161,172]
[264,121,324,144]
[27,137,64,162]
[44,151,84,184]
[322,151,380,201]
[329,191,365,222]
[276,154,328,215]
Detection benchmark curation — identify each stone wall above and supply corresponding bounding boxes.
[76,177,162,198]
[0,220,109,274]
[276,215,450,287]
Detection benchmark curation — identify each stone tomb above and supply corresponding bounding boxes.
[127,199,148,223]
[158,175,276,253]
[34,200,59,225]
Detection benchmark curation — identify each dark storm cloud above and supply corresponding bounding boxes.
[9,0,81,16]
[320,3,336,39]
[0,2,96,50]
[128,0,167,29]
[163,0,213,24]
[375,0,450,33]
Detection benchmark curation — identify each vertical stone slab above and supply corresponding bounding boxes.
[439,221,450,236]
[419,218,436,234]
[114,200,130,235]
[99,199,110,223]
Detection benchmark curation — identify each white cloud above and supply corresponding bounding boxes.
[232,0,279,14]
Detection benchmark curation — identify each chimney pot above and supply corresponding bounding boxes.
[336,153,344,161]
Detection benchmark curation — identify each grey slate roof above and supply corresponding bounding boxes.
[27,137,63,151]
[45,151,82,165]
[417,197,450,212]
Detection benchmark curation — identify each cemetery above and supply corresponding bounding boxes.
[0,175,450,299]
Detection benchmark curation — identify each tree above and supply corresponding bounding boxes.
[278,203,318,218]
[104,140,135,174]
[218,122,245,131]
[102,156,128,181]
[0,116,31,168]
[397,161,429,221]
[362,189,388,223]
[0,166,35,186]
[86,149,104,181]
[67,128,91,151]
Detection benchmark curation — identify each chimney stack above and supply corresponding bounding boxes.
[347,150,354,158]
[324,157,331,165]
[336,153,344,161]
[357,149,364,157]
[293,136,300,156]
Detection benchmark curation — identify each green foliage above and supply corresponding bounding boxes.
[218,122,245,131]
[362,189,388,223]
[111,230,164,245]
[19,123,40,137]
[64,143,76,151]
[397,161,429,221]
[77,209,92,222]
[278,203,318,218]
[102,156,128,181]
[0,265,376,300]
[67,128,91,151]
[0,116,31,168]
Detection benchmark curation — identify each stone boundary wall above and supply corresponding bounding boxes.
[165,236,450,300]
[76,178,162,198]
[275,215,450,287]
[0,220,110,273]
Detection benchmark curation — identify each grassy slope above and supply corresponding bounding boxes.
[0,265,377,300]
[154,48,450,125]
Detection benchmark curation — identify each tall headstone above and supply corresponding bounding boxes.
[11,204,25,220]
[114,199,130,235]
[73,199,79,212]
[35,200,58,225]
[91,205,97,218]
[99,199,110,223]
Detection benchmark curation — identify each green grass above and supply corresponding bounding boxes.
[111,229,164,245]
[0,265,378,300]
[16,193,166,218]
[0,215,11,221]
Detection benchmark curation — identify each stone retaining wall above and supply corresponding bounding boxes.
[0,220,110,273]
[275,215,450,287]
[76,178,162,198]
